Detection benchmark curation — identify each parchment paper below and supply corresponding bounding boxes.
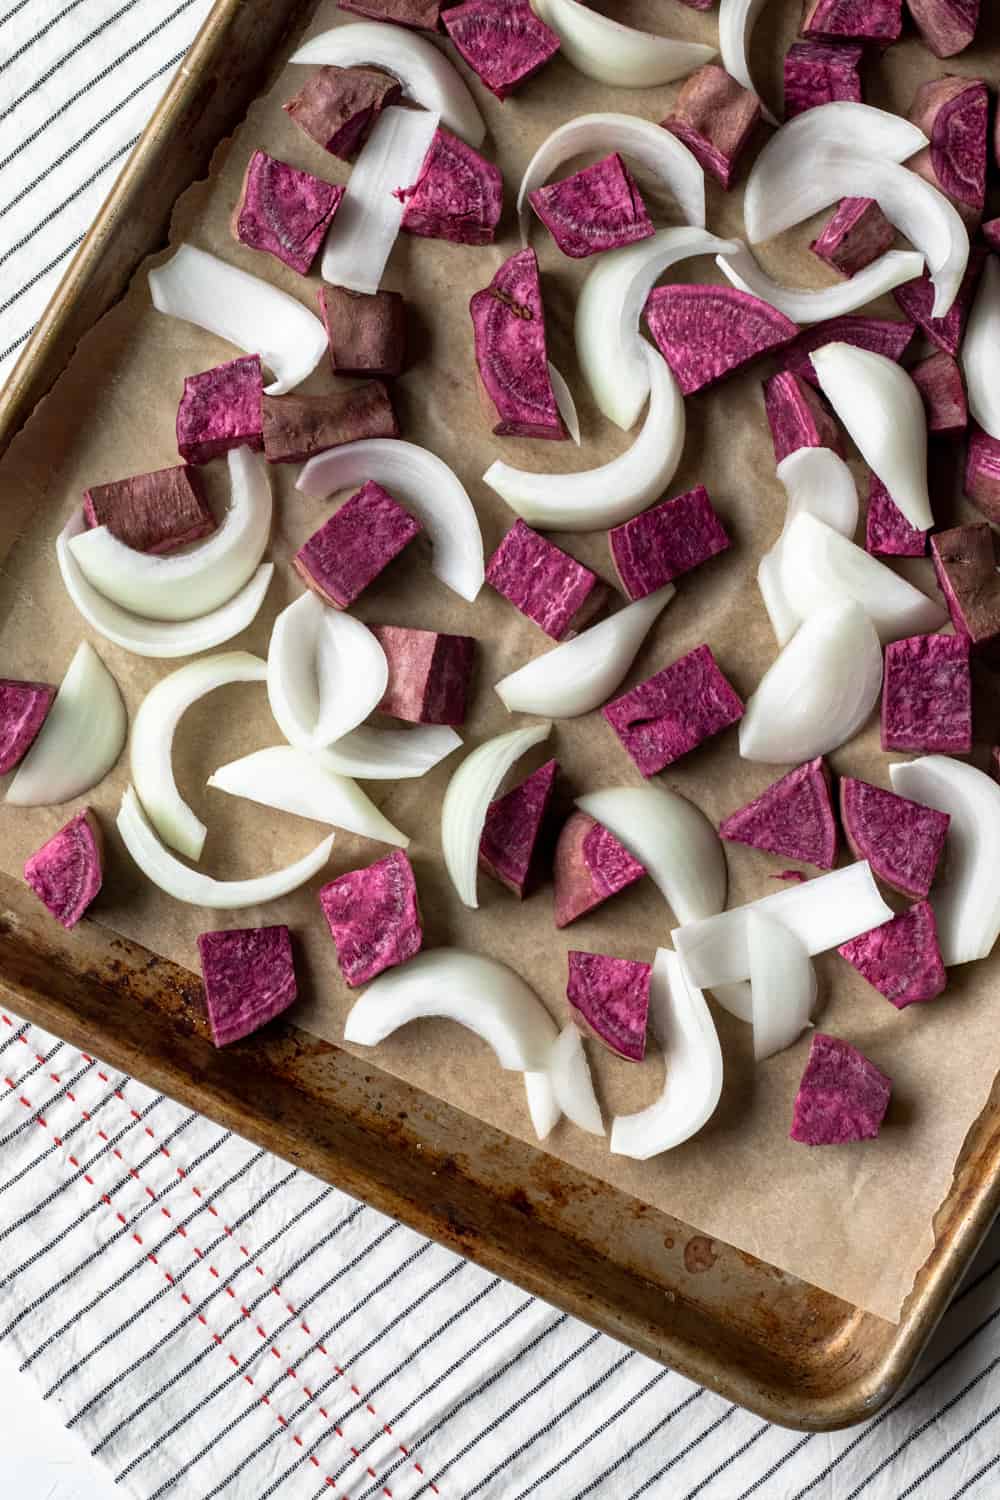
[3,0,1000,1323]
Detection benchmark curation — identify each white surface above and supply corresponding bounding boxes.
[0,1343,117,1499]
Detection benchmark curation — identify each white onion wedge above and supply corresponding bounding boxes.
[718,0,778,124]
[148,245,326,396]
[717,244,926,325]
[673,861,892,989]
[812,343,932,532]
[547,361,580,446]
[484,345,684,531]
[747,912,815,1062]
[116,785,333,909]
[524,1069,561,1141]
[495,586,674,719]
[740,601,882,764]
[530,0,715,88]
[890,757,1000,967]
[207,746,408,848]
[317,725,461,781]
[68,448,272,623]
[441,722,551,908]
[7,642,125,807]
[711,981,753,1024]
[548,1025,604,1136]
[298,439,484,603]
[343,949,557,1070]
[961,254,1000,441]
[131,652,266,861]
[290,21,484,146]
[575,228,741,430]
[759,447,860,646]
[267,593,387,753]
[610,949,722,1158]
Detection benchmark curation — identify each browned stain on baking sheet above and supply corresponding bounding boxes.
[685,1236,718,1274]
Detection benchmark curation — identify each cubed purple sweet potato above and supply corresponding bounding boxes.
[553,810,645,928]
[470,248,567,441]
[528,152,653,259]
[965,425,1000,521]
[0,680,55,775]
[881,633,972,753]
[567,950,651,1063]
[810,198,895,277]
[396,128,502,246]
[783,316,915,386]
[839,900,946,1008]
[910,350,967,437]
[479,757,557,897]
[24,809,102,930]
[319,849,422,988]
[931,522,1000,658]
[318,284,406,377]
[719,758,837,869]
[261,382,398,464]
[783,40,863,119]
[907,0,979,58]
[907,76,987,225]
[839,776,949,899]
[893,251,984,356]
[294,481,420,610]
[763,370,844,462]
[232,150,344,276]
[865,474,928,557]
[608,485,730,599]
[196,926,298,1047]
[603,644,744,776]
[661,65,761,191]
[645,285,797,397]
[283,65,402,160]
[83,465,215,554]
[801,0,902,43]
[790,1032,891,1145]
[373,626,476,725]
[339,0,442,26]
[176,355,264,466]
[982,217,1000,253]
[442,0,560,100]
[485,520,607,639]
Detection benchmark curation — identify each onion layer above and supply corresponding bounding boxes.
[549,1025,604,1135]
[548,362,581,446]
[717,244,926,325]
[760,447,860,646]
[267,593,387,752]
[747,912,815,1062]
[524,1069,561,1141]
[718,0,777,125]
[7,642,126,808]
[961,254,1000,441]
[530,0,715,89]
[207,746,409,848]
[441,722,551,908]
[317,725,461,780]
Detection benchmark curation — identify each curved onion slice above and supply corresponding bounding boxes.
[316,724,461,780]
[760,447,860,646]
[711,981,753,1023]
[890,757,1000,967]
[575,228,741,430]
[524,1069,561,1141]
[610,949,722,1158]
[68,448,272,623]
[7,642,125,807]
[747,911,815,1062]
[131,652,266,861]
[811,342,932,532]
[530,0,714,88]
[961,254,1000,441]
[290,21,485,146]
[548,1025,604,1135]
[577,785,726,925]
[267,593,387,752]
[207,746,408,847]
[717,244,926,325]
[547,361,580,446]
[148,246,326,396]
[495,586,674,718]
[517,114,706,244]
[297,439,484,603]
[483,344,684,531]
[441,722,551,908]
[117,786,333,910]
[343,948,557,1070]
[719,0,778,125]
[739,601,883,764]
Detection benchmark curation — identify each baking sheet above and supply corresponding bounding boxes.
[2,0,999,1324]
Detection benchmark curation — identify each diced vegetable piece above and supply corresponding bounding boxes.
[0,680,55,774]
[485,520,606,639]
[931,522,1000,658]
[810,198,895,278]
[720,758,837,869]
[373,625,476,724]
[553,809,645,928]
[907,76,987,225]
[644,285,797,397]
[318,284,406,376]
[24,808,102,929]
[470,248,566,441]
[232,150,344,275]
[965,425,1000,520]
[284,64,402,159]
[294,480,420,609]
[840,775,949,899]
[567,950,651,1062]
[865,474,928,557]
[261,382,398,463]
[839,900,945,1007]
[783,316,915,387]
[910,350,967,437]
[678,0,713,7]
[319,848,422,988]
[442,0,560,99]
[802,0,902,42]
[894,252,984,356]
[783,40,863,120]
[603,644,744,776]
[763,371,843,463]
[176,355,264,465]
[790,1032,891,1145]
[608,485,730,599]
[528,152,653,260]
[339,0,443,26]
[83,465,215,555]
[479,757,557,897]
[881,633,971,753]
[396,127,502,245]
[197,926,298,1046]
[906,0,979,58]
[661,65,760,191]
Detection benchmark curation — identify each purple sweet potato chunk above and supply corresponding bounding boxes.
[783,316,915,386]
[553,811,645,928]
[783,40,863,120]
[839,901,946,1008]
[881,633,972,754]
[720,758,837,869]
[907,76,987,225]
[232,150,343,276]
[442,0,560,100]
[319,849,422,988]
[802,0,902,42]
[810,198,895,278]
[661,65,761,191]
[791,1033,891,1144]
[24,809,102,930]
[763,371,844,463]
[396,128,502,246]
[567,951,651,1063]
[261,382,398,464]
[479,758,557,897]
[176,354,264,465]
[865,474,928,557]
[910,350,967,437]
[528,152,653,260]
[965,426,1000,521]
[318,284,406,377]
[839,776,949,899]
[931,522,1000,659]
[982,218,1000,253]
[907,0,979,57]
[196,926,297,1047]
[83,465,215,554]
[339,0,442,27]
[294,481,420,609]
[893,251,984,356]
[608,485,730,600]
[470,248,567,441]
[373,626,476,725]
[645,285,797,397]
[485,520,606,639]
[0,680,55,775]
[603,644,744,776]
[283,65,402,160]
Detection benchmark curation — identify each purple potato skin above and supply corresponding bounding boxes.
[661,65,761,190]
[318,285,406,377]
[261,383,398,464]
[910,351,968,439]
[283,65,402,159]
[907,0,979,58]
[965,426,1000,521]
[373,626,476,726]
[931,523,1000,660]
[83,465,215,554]
[552,811,646,929]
